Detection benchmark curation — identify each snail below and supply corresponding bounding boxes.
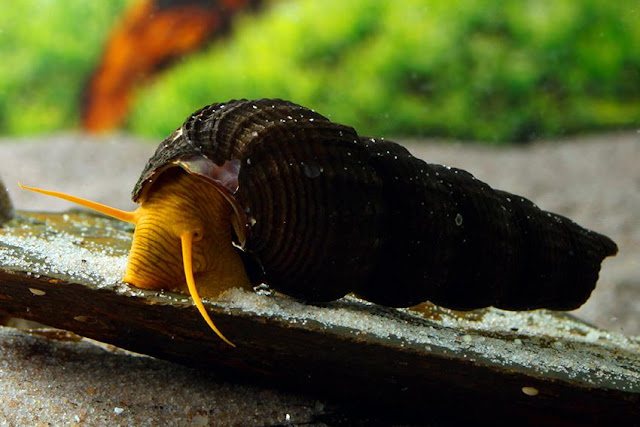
[21,99,618,346]
[0,175,14,226]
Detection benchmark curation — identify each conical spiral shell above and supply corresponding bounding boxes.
[355,138,617,310]
[134,99,618,310]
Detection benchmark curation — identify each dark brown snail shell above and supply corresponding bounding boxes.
[133,99,618,311]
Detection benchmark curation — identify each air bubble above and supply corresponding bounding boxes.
[302,163,322,178]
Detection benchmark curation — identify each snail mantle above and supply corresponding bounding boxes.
[0,211,638,423]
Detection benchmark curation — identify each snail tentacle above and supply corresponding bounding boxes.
[181,231,235,347]
[19,183,139,224]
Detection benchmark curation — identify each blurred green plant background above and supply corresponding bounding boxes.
[0,1,128,134]
[1,0,639,143]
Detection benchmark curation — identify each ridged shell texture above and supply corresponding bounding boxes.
[134,99,618,310]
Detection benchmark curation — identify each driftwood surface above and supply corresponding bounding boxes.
[0,211,639,424]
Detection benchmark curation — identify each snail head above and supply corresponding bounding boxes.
[20,168,250,346]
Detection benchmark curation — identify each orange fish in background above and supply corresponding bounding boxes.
[82,0,262,132]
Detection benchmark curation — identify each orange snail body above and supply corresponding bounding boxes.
[22,99,618,346]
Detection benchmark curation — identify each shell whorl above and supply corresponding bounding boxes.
[355,138,618,310]
[134,99,387,301]
[133,99,329,199]
[134,99,618,310]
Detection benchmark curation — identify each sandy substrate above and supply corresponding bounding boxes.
[1,131,638,336]
[0,327,330,426]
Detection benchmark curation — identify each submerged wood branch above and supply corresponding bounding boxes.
[0,211,638,423]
